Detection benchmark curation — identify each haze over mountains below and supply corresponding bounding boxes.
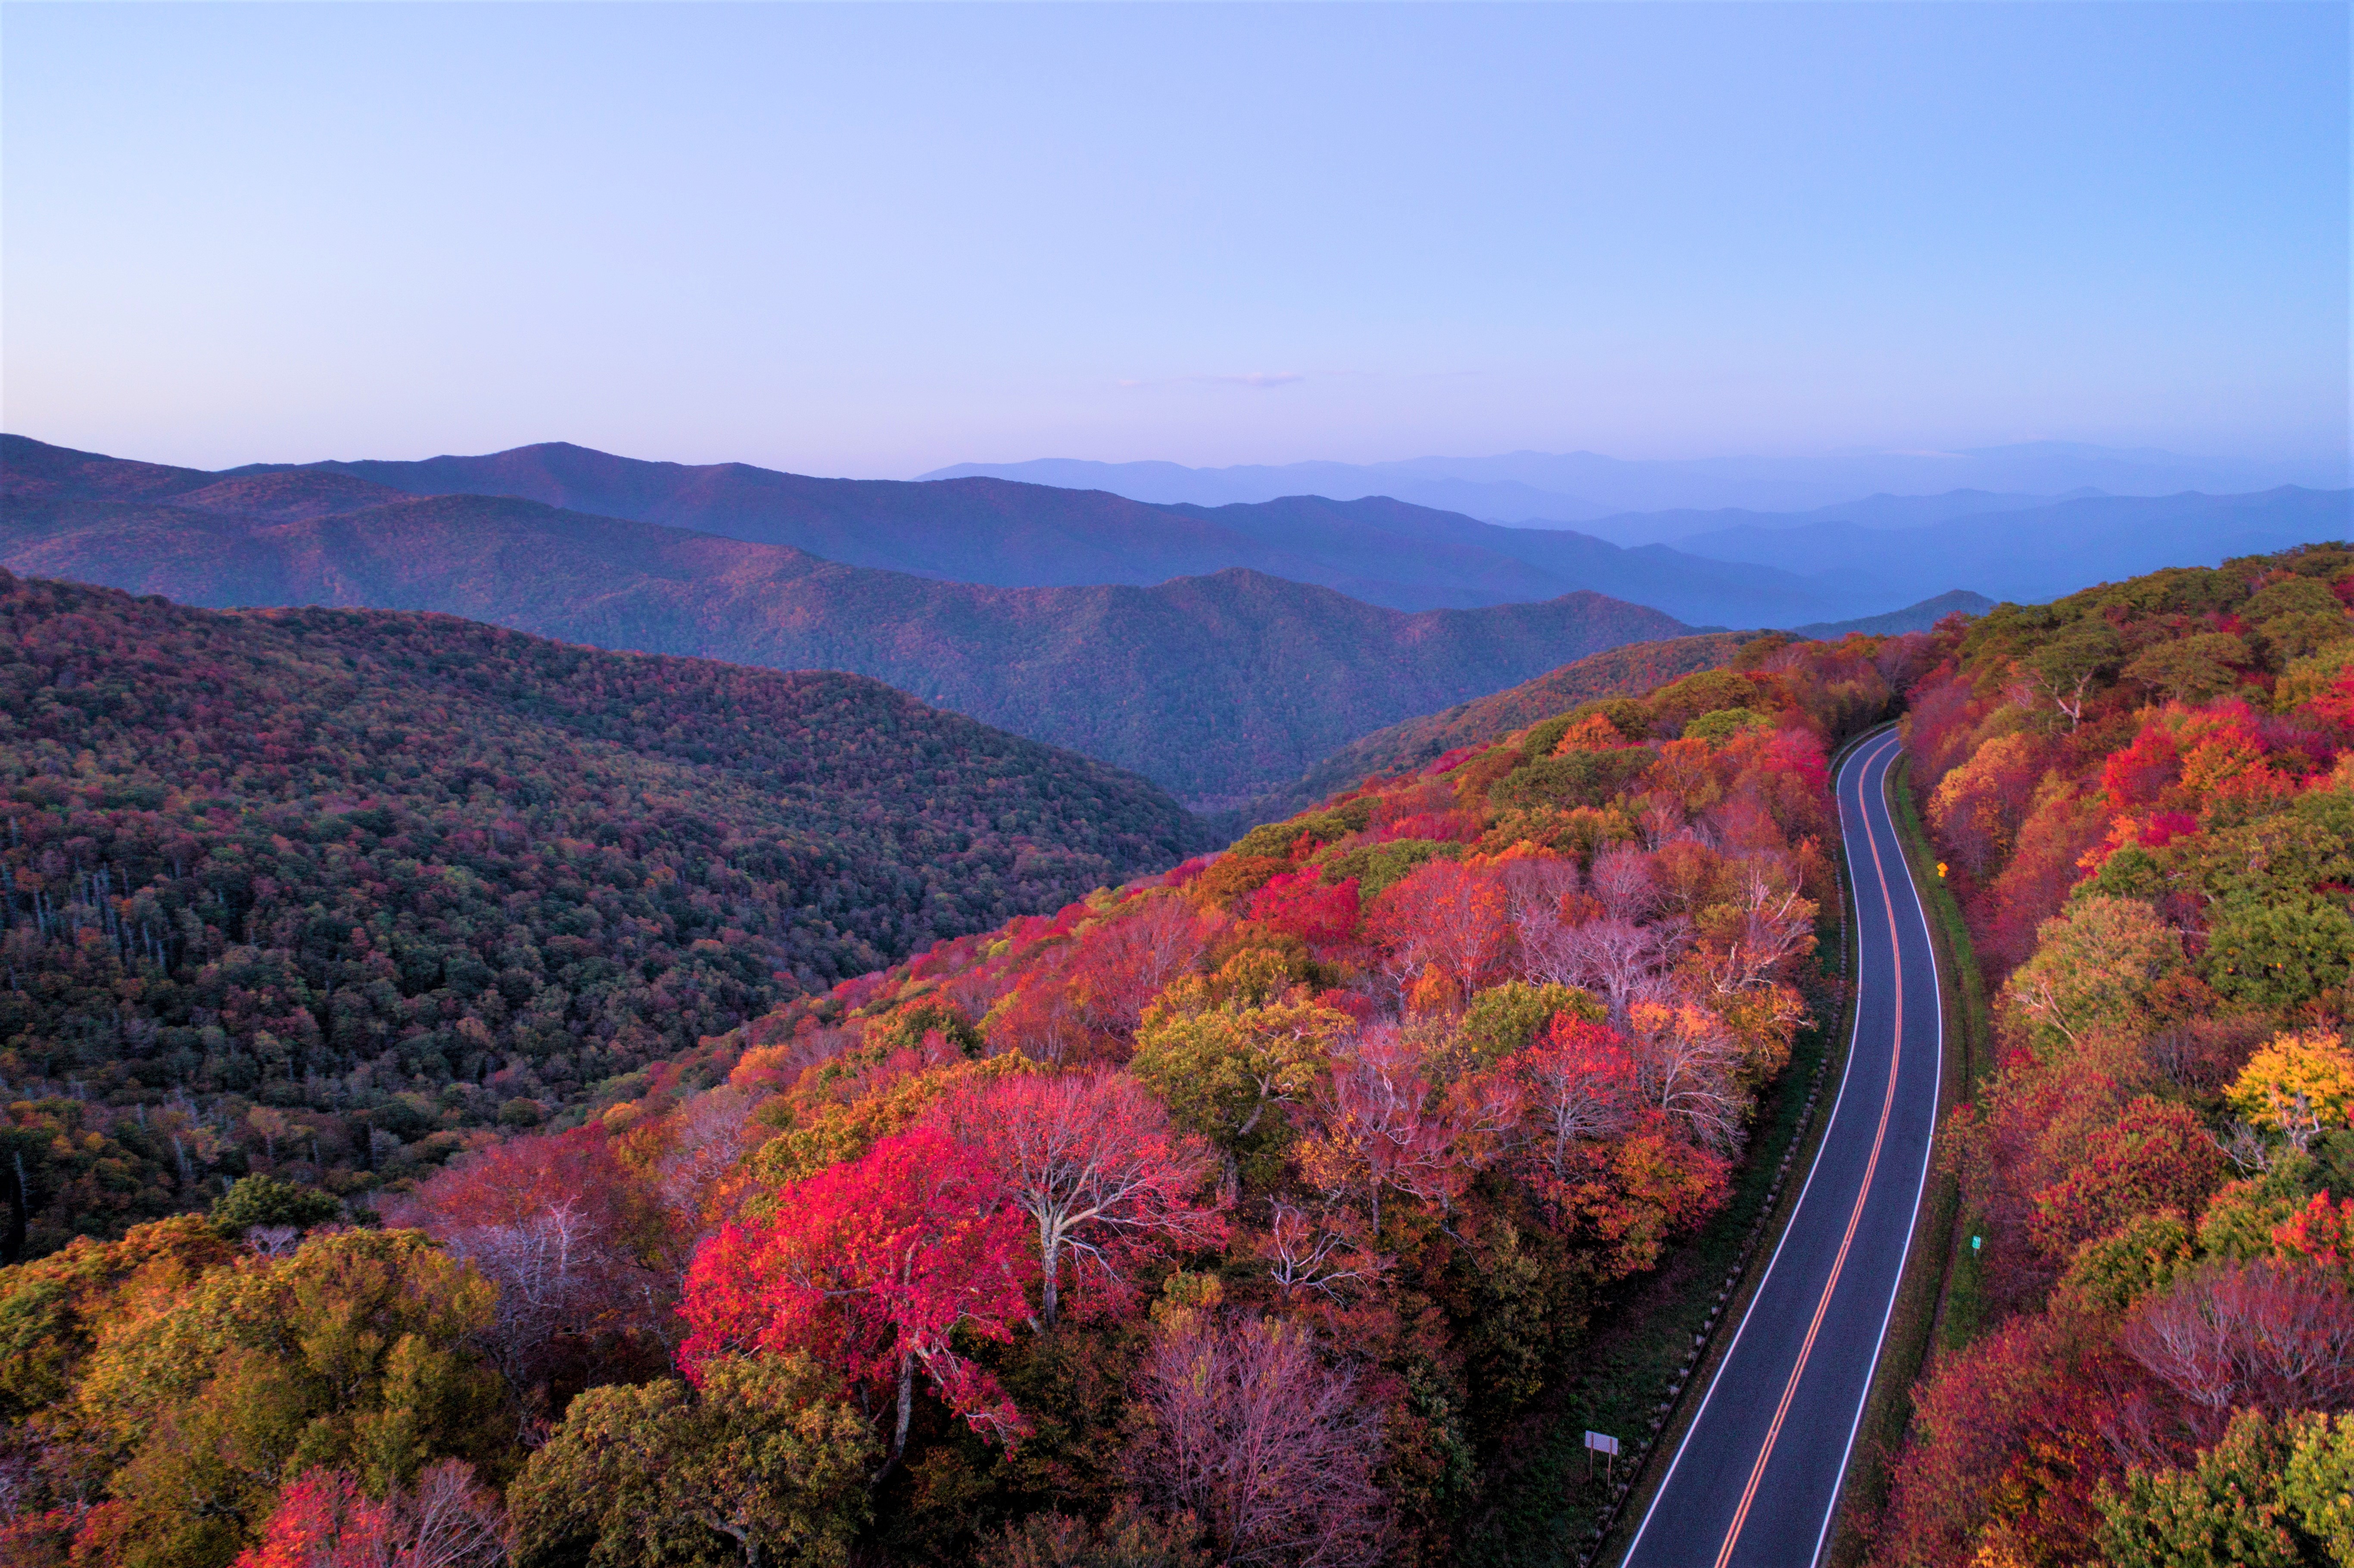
[0,436,1687,806]
[925,441,2348,529]
[109,434,2352,629]
[8,432,2345,806]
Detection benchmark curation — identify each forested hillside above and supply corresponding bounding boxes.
[0,574,1196,1260]
[1251,633,1753,817]
[0,437,1692,805]
[1874,543,2354,1564]
[0,629,1922,1568]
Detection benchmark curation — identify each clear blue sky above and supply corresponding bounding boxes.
[3,3,2346,478]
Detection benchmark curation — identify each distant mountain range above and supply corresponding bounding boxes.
[0,436,1689,806]
[181,436,2348,626]
[199,436,1863,624]
[924,441,2348,530]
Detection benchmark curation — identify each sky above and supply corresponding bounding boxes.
[2,3,2348,480]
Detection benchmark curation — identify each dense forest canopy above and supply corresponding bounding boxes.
[0,574,1197,1258]
[0,620,1917,1568]
[1873,543,2354,1565]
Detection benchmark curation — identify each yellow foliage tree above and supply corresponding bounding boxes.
[2226,1030,2354,1142]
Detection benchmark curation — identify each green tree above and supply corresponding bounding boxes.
[79,1228,505,1568]
[2203,895,2354,1011]
[2052,1209,2195,1317]
[2021,620,2124,728]
[209,1174,343,1238]
[1132,985,1348,1195]
[2096,1409,2325,1568]
[2282,1411,2354,1564]
[2004,896,2183,1058]
[508,1353,875,1568]
[1452,982,1604,1070]
[2126,633,2250,704]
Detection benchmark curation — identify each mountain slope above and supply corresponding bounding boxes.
[1236,631,1755,821]
[0,571,1200,1248]
[0,448,1692,804]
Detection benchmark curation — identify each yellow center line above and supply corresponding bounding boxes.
[1709,731,1908,1568]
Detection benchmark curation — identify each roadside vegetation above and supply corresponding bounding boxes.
[1870,544,2354,1566]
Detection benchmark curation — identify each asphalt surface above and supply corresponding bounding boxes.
[1620,728,1943,1568]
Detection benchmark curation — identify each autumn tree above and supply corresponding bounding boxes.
[678,1126,1033,1479]
[507,1352,875,1568]
[1624,999,1749,1153]
[1068,896,1214,1038]
[389,1127,669,1410]
[235,1460,504,1568]
[2228,1032,2354,1149]
[2027,1096,2226,1261]
[1510,1015,1639,1187]
[926,1069,1226,1327]
[1366,860,1510,1007]
[2121,1260,2354,1434]
[1129,1314,1387,1568]
[1515,910,1683,1028]
[972,1500,1210,1568]
[1131,986,1350,1196]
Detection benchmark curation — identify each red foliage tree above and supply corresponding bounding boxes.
[1979,781,2120,968]
[2121,1259,2354,1439]
[1065,895,1214,1038]
[2275,1192,2354,1283]
[678,1125,1034,1476]
[1559,1115,1729,1278]
[2027,1096,2226,1262]
[1245,870,1362,951]
[1366,861,1510,1004]
[2103,720,2183,813]
[1873,1312,2117,1568]
[1298,1028,1495,1233]
[926,1068,1227,1326]
[234,1461,504,1568]
[1510,1015,1639,1187]
[386,1126,669,1396]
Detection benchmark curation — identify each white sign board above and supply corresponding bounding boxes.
[1584,1431,1620,1456]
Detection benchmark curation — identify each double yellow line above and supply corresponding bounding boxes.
[1708,728,1909,1567]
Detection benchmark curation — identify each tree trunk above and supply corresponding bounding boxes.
[1040,1223,1061,1328]
[892,1349,915,1461]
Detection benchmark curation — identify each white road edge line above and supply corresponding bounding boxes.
[1805,737,1946,1568]
[1618,726,1900,1566]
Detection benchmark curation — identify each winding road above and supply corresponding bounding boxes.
[1621,727,1944,1568]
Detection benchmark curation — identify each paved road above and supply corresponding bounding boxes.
[1621,728,1943,1568]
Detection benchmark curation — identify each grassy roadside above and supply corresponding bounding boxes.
[1820,751,1996,1568]
[1453,726,1879,1568]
